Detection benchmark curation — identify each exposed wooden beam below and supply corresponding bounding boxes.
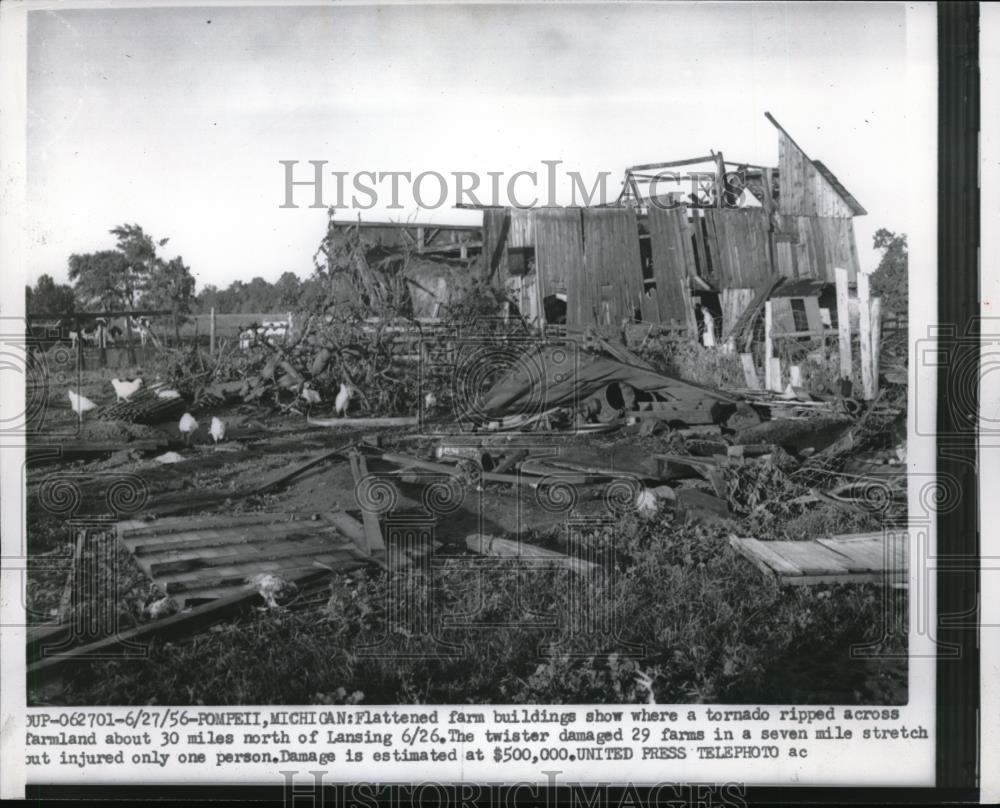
[627,155,717,172]
[764,111,813,161]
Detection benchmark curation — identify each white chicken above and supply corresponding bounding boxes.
[178,412,199,446]
[110,377,143,402]
[424,391,438,409]
[634,669,657,705]
[67,390,97,421]
[154,451,185,464]
[300,384,321,416]
[334,382,354,417]
[248,573,297,609]
[144,596,178,619]
[209,416,226,444]
[156,388,181,400]
[636,487,658,516]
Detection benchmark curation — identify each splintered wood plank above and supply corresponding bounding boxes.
[27,568,334,682]
[125,522,345,555]
[821,533,908,572]
[740,354,762,390]
[731,533,909,585]
[177,568,356,607]
[162,554,360,595]
[117,510,372,604]
[771,541,852,576]
[147,537,357,576]
[817,536,888,572]
[118,512,298,539]
[729,537,802,577]
[813,539,880,573]
[350,452,386,557]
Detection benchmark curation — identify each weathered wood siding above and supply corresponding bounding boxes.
[580,208,645,328]
[701,208,773,288]
[534,208,584,300]
[777,214,861,282]
[777,131,856,218]
[481,208,535,280]
[646,207,697,330]
[481,208,510,281]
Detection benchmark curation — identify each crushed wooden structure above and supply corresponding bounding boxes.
[116,511,385,607]
[729,531,908,586]
[474,112,865,333]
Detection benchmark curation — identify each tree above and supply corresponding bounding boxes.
[273,271,302,309]
[26,274,76,317]
[67,249,134,309]
[140,256,196,314]
[869,228,907,315]
[193,284,221,314]
[67,224,193,313]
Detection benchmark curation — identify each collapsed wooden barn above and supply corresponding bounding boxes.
[476,112,866,337]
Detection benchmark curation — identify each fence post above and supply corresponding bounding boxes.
[98,319,107,369]
[870,296,883,396]
[834,267,852,385]
[125,314,136,366]
[701,308,715,348]
[858,273,874,400]
[74,313,84,371]
[210,307,216,357]
[763,300,774,390]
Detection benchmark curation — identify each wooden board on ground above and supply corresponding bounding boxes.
[116,510,416,606]
[466,533,597,575]
[729,531,908,585]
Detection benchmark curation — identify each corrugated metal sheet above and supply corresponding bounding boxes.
[702,208,773,288]
[534,208,584,305]
[646,207,697,330]
[581,208,645,329]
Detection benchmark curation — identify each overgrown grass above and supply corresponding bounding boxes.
[637,338,746,389]
[51,507,906,707]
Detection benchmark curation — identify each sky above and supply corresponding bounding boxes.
[25,1,913,292]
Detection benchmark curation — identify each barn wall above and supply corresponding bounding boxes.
[777,214,861,282]
[646,207,697,330]
[481,209,510,282]
[701,208,773,288]
[580,208,645,329]
[506,208,536,249]
[534,208,584,300]
[777,132,855,218]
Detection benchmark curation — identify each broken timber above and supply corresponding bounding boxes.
[27,567,332,683]
[465,533,598,575]
[146,441,355,516]
[729,531,908,586]
[116,510,384,607]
